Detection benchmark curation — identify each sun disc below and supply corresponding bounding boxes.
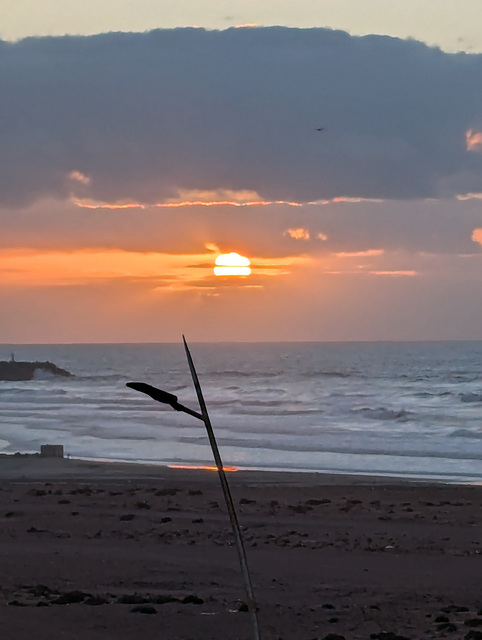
[215,252,250,267]
[214,252,251,276]
[214,265,251,276]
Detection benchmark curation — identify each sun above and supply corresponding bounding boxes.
[214,252,251,276]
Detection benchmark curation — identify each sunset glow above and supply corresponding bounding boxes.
[2,23,482,344]
[0,249,211,288]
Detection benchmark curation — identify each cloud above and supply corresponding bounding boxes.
[466,129,482,152]
[335,249,384,258]
[1,195,482,261]
[370,270,417,277]
[285,228,311,240]
[69,170,91,185]
[457,192,482,200]
[1,27,482,208]
[472,228,482,246]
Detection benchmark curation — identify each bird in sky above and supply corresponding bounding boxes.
[315,127,325,132]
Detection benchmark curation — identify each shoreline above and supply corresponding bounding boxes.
[0,452,474,485]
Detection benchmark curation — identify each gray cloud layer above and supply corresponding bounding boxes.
[1,27,482,207]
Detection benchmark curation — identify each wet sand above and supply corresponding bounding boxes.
[1,455,481,639]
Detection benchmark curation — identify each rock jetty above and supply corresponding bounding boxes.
[0,360,71,381]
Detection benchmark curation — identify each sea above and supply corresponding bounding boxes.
[1,341,482,484]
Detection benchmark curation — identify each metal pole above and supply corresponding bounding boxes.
[182,336,261,640]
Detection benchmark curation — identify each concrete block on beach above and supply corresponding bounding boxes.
[40,444,64,458]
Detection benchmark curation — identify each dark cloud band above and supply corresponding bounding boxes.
[1,27,482,207]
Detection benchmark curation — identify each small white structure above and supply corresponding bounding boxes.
[40,444,64,458]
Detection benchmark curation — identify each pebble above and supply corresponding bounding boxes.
[131,605,157,614]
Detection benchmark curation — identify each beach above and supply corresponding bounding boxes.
[1,456,481,639]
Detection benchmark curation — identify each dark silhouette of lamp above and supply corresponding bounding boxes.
[126,382,203,420]
[126,336,260,640]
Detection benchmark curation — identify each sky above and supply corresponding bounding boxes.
[1,1,482,343]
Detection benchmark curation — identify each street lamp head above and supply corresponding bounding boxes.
[126,382,179,408]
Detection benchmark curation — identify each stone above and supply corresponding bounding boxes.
[117,594,149,604]
[182,595,204,605]
[131,605,157,614]
[52,590,89,605]
[465,620,482,628]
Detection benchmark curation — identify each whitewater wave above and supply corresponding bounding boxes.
[0,387,68,397]
[74,374,128,382]
[414,391,453,398]
[209,370,280,378]
[301,370,354,379]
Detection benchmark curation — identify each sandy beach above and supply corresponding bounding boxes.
[1,455,481,640]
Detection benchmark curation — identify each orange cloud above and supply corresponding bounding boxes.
[72,197,302,210]
[370,270,417,277]
[330,197,383,203]
[472,228,482,246]
[71,191,385,211]
[71,198,145,210]
[335,249,385,258]
[250,255,310,276]
[457,192,482,200]
[171,189,263,204]
[69,170,91,185]
[205,242,220,253]
[466,129,482,152]
[0,249,208,288]
[71,190,305,210]
[285,228,310,240]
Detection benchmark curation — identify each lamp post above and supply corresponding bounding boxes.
[126,336,260,640]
